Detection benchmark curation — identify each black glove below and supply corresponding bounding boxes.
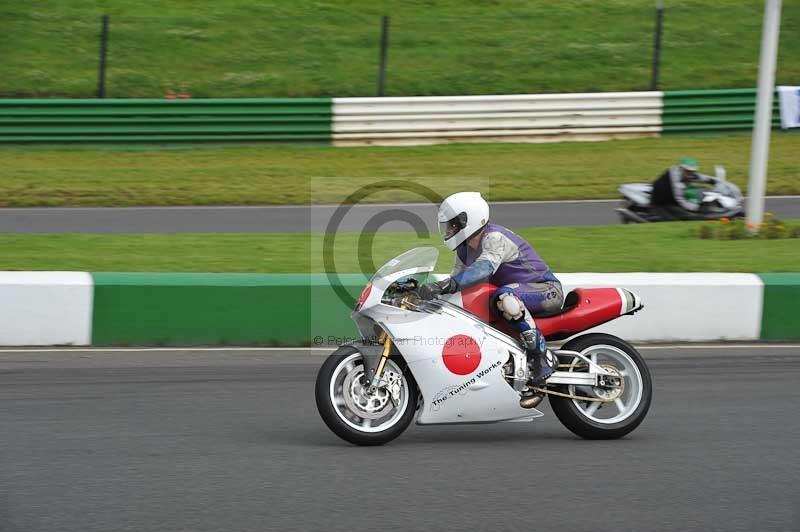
[418,277,458,300]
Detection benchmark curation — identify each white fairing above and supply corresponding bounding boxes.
[708,193,739,209]
[357,252,543,424]
[384,308,541,424]
[619,183,652,206]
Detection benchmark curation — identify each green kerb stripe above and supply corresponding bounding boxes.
[759,273,800,340]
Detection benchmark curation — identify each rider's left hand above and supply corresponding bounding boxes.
[418,278,457,300]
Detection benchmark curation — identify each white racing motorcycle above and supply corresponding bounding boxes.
[315,247,652,445]
[616,165,745,223]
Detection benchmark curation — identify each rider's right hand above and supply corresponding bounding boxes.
[418,283,441,300]
[418,278,457,300]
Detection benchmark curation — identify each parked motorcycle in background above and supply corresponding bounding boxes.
[315,247,653,446]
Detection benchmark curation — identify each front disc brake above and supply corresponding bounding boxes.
[342,368,392,419]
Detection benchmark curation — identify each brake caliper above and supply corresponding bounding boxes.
[381,370,403,407]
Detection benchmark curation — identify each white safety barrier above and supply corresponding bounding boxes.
[559,273,763,342]
[333,92,663,146]
[0,272,93,345]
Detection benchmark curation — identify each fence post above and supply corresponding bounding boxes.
[97,14,110,98]
[650,1,664,90]
[377,15,390,96]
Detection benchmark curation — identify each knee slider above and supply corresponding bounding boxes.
[496,292,526,321]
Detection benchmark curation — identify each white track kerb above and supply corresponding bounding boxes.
[0,271,776,346]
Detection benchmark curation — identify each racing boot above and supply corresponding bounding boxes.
[519,329,557,409]
[520,328,557,385]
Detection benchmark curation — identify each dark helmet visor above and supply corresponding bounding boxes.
[439,212,468,240]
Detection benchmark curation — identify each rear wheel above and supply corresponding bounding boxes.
[549,334,652,439]
[315,346,418,446]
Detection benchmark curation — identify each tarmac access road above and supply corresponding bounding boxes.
[1,196,798,233]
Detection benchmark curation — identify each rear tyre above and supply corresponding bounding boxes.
[549,334,652,439]
[315,346,418,446]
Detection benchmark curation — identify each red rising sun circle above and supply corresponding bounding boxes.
[441,334,482,375]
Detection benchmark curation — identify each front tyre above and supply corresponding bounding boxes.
[315,346,418,446]
[549,334,652,440]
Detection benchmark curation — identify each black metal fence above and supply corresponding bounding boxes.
[1,3,791,98]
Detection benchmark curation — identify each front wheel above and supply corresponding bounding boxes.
[315,346,418,446]
[549,334,652,439]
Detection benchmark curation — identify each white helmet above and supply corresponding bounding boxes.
[437,192,490,251]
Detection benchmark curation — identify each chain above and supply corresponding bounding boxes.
[529,386,615,403]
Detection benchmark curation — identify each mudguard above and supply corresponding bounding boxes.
[342,340,386,384]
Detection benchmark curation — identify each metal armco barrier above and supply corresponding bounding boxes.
[662,88,781,133]
[332,92,664,146]
[0,98,333,143]
[0,89,790,144]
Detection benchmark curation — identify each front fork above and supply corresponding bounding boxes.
[367,336,392,393]
[366,336,404,407]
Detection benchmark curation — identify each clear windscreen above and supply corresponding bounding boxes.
[371,246,439,283]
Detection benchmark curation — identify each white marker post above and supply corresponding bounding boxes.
[747,0,782,230]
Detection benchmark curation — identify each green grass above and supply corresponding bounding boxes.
[1,1,798,98]
[1,222,797,273]
[0,132,798,207]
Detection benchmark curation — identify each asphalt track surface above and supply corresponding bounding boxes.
[1,197,799,233]
[1,345,798,532]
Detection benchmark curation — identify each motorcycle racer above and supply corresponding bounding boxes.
[419,192,563,405]
[651,156,714,216]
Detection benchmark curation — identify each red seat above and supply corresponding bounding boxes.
[461,283,625,341]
